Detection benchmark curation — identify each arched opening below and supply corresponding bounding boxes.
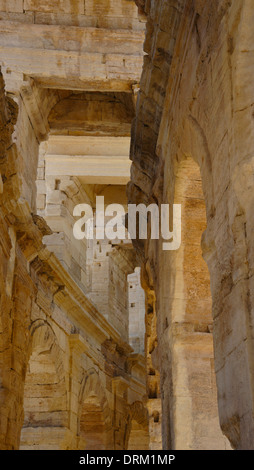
[174,157,212,329]
[170,156,231,449]
[125,401,149,450]
[20,322,68,450]
[78,370,113,450]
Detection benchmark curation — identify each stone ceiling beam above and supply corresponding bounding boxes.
[45,154,131,185]
[0,22,144,55]
[48,94,134,136]
[0,21,144,93]
[44,136,131,184]
[46,135,131,157]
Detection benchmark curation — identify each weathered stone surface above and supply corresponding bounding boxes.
[1,0,253,453]
[0,0,149,452]
[129,0,254,452]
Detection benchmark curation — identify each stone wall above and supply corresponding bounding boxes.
[0,0,145,29]
[129,0,254,450]
[0,0,149,450]
[145,290,162,450]
[3,0,253,451]
[128,267,146,354]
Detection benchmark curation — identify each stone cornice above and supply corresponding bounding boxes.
[37,246,134,355]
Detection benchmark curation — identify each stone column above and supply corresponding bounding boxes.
[145,291,162,450]
[128,267,146,354]
[68,334,89,450]
[112,376,130,450]
[0,72,40,449]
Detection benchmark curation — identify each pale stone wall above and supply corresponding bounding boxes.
[128,267,146,354]
[37,161,142,343]
[145,291,162,450]
[0,0,145,29]
[129,0,254,451]
[0,0,148,451]
[3,0,253,452]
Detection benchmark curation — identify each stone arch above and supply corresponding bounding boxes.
[174,113,235,450]
[154,107,232,449]
[163,93,235,447]
[179,114,215,219]
[125,401,149,450]
[78,369,113,450]
[174,156,211,328]
[20,320,68,450]
[170,155,228,449]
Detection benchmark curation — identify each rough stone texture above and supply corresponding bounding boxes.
[0,0,149,451]
[129,0,254,451]
[128,267,146,354]
[145,290,162,450]
[2,0,253,452]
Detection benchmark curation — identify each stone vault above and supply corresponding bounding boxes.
[0,0,253,452]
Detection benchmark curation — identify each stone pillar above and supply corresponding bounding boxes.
[0,72,39,449]
[145,291,162,450]
[38,168,91,295]
[2,248,36,449]
[112,376,130,450]
[69,334,88,450]
[128,267,146,354]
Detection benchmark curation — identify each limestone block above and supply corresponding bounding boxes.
[0,0,23,12]
[31,304,46,322]
[70,257,81,281]
[37,167,45,180]
[43,232,65,246]
[0,22,144,56]
[24,0,84,14]
[51,305,73,336]
[85,0,139,18]
[0,47,144,91]
[0,11,34,22]
[36,290,53,318]
[36,194,46,210]
[45,204,64,217]
[20,426,70,450]
[46,190,67,205]
[36,180,46,196]
[0,21,144,93]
